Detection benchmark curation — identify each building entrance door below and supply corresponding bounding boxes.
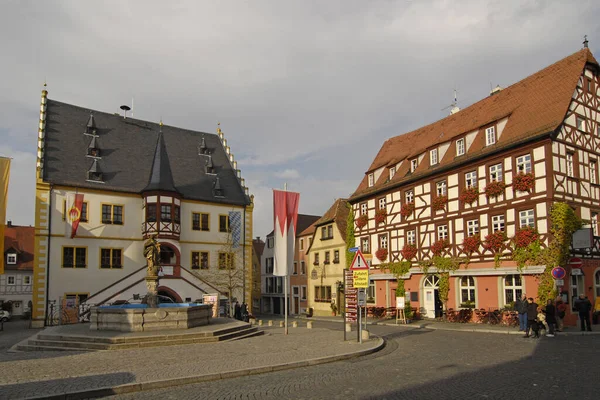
[423,275,439,318]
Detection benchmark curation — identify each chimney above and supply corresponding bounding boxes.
[255,236,261,241]
[7,220,12,227]
[490,85,502,96]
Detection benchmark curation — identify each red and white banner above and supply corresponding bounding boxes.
[273,189,300,276]
[65,193,84,238]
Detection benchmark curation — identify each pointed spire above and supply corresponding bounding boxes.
[87,136,100,157]
[143,126,178,193]
[213,175,224,197]
[87,112,96,129]
[205,155,214,174]
[198,135,207,155]
[87,159,103,182]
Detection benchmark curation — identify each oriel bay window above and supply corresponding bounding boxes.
[314,285,332,302]
[102,204,123,224]
[63,247,87,268]
[100,248,122,269]
[146,204,157,222]
[161,204,172,222]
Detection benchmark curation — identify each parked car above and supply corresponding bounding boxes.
[0,310,10,322]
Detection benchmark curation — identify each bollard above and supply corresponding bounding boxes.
[307,321,313,329]
[279,321,284,327]
[268,320,273,326]
[258,320,263,326]
[361,330,370,340]
[345,323,351,332]
[292,321,298,328]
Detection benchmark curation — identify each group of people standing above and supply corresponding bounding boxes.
[233,301,250,322]
[516,293,593,338]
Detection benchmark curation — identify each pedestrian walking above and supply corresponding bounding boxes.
[574,294,592,332]
[524,297,539,338]
[241,302,249,322]
[544,299,556,337]
[515,294,528,332]
[555,296,566,332]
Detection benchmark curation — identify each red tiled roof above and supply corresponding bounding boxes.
[252,239,265,258]
[351,48,599,201]
[3,225,34,271]
[312,198,350,240]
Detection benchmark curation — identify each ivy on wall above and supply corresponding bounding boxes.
[346,203,355,270]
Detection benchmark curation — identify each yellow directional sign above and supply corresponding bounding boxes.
[353,270,369,288]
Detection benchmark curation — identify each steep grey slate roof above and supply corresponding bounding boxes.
[143,131,178,193]
[43,99,249,206]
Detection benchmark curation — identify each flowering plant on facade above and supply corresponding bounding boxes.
[459,187,479,205]
[375,208,387,224]
[432,195,448,212]
[375,248,388,262]
[462,235,481,254]
[400,202,415,218]
[513,226,539,249]
[484,231,507,253]
[401,243,418,260]
[484,181,506,198]
[513,172,535,192]
[356,214,368,229]
[431,239,449,256]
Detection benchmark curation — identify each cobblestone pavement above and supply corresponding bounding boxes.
[0,319,40,352]
[107,324,600,400]
[0,322,380,400]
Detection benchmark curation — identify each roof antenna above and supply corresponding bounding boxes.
[131,97,134,118]
[120,105,131,119]
[441,88,460,115]
[583,35,589,48]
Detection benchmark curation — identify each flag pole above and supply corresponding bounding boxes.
[284,182,288,335]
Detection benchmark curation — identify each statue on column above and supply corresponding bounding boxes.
[143,234,161,308]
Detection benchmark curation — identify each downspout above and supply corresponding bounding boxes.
[44,185,53,326]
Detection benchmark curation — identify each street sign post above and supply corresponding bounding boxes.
[348,246,359,253]
[568,257,583,268]
[551,267,566,280]
[350,250,369,270]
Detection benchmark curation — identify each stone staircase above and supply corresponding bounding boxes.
[16,323,263,352]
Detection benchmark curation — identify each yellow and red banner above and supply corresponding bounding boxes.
[65,193,84,238]
[0,157,10,275]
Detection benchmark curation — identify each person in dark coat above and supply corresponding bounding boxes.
[515,294,528,332]
[544,299,556,337]
[524,297,539,338]
[234,301,241,320]
[574,294,592,331]
[241,302,249,322]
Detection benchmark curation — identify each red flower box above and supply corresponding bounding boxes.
[432,195,448,212]
[513,172,535,192]
[513,226,539,248]
[401,202,415,218]
[375,208,387,224]
[462,235,481,254]
[401,243,418,260]
[375,248,388,262]
[484,181,506,198]
[356,214,368,229]
[431,239,449,256]
[484,231,506,253]
[459,187,479,205]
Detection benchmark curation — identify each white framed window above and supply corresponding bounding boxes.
[460,276,476,304]
[516,154,532,174]
[492,215,505,232]
[378,197,386,210]
[486,126,496,146]
[267,237,274,248]
[591,211,598,236]
[368,173,374,187]
[367,279,376,302]
[436,181,447,196]
[7,276,15,285]
[519,210,535,228]
[379,234,388,249]
[567,153,574,177]
[23,276,31,285]
[360,203,367,216]
[503,274,523,305]
[430,149,438,166]
[591,161,597,184]
[437,225,448,240]
[576,116,585,131]
[405,190,414,204]
[6,253,17,264]
[489,163,503,182]
[465,171,477,188]
[389,166,396,180]
[361,237,370,253]
[411,159,418,173]
[407,230,416,245]
[467,219,479,236]
[456,138,465,156]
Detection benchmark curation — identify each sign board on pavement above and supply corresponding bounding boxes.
[353,270,369,288]
[350,250,369,270]
[345,270,357,323]
[396,296,405,309]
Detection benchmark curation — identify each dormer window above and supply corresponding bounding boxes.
[389,166,396,180]
[456,138,465,156]
[485,126,496,146]
[213,176,224,197]
[6,253,17,264]
[84,112,97,136]
[198,136,209,155]
[411,159,418,173]
[368,173,374,187]
[430,149,438,166]
[87,136,100,158]
[87,159,103,183]
[205,155,215,174]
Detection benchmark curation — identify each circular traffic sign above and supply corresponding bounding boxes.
[551,267,566,280]
[568,257,583,268]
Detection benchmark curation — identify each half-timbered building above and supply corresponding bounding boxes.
[349,45,600,327]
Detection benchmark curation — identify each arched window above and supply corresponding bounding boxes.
[503,274,523,305]
[423,275,439,288]
[460,276,475,305]
[160,246,176,265]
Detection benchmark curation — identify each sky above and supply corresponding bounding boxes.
[1,0,599,238]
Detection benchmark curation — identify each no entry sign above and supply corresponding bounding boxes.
[567,257,583,268]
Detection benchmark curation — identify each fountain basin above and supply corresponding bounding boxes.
[89,304,212,332]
